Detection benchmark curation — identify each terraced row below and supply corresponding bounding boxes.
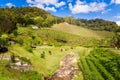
[79,49,120,80]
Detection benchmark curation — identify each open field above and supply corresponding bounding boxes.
[52,23,114,39]
[3,43,89,75]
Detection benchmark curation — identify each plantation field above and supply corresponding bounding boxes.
[79,49,120,80]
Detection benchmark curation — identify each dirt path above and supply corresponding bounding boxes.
[51,52,78,80]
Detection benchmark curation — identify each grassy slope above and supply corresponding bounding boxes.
[8,45,88,75]
[51,23,114,39]
[0,23,116,80]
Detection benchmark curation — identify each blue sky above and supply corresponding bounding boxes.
[0,0,120,25]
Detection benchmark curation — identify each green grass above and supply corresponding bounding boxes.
[16,26,109,47]
[0,60,42,80]
[0,23,117,80]
[8,44,86,76]
[51,23,114,39]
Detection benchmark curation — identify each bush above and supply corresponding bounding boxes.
[24,71,42,80]
[0,38,8,46]
[25,46,33,53]
[41,51,45,58]
[11,53,15,63]
[20,57,31,64]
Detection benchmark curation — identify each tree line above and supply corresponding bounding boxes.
[0,7,64,33]
[0,7,120,33]
[64,16,120,32]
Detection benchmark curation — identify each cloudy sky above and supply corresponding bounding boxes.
[0,0,120,25]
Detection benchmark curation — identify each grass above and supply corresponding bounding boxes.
[0,60,42,80]
[0,23,117,80]
[51,23,114,39]
[8,44,86,76]
[16,26,110,47]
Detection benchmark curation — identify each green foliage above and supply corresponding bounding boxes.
[41,51,45,58]
[34,16,44,27]
[79,49,120,80]
[16,38,24,46]
[65,18,119,32]
[20,57,31,64]
[0,31,2,37]
[0,38,8,46]
[80,58,92,80]
[110,33,120,49]
[13,30,18,37]
[25,45,33,53]
[0,8,17,33]
[0,7,64,33]
[24,71,42,80]
[32,35,36,40]
[0,60,42,80]
[11,53,15,63]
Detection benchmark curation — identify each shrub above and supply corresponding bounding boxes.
[41,51,45,58]
[25,46,33,53]
[20,57,31,64]
[11,53,15,63]
[24,71,42,80]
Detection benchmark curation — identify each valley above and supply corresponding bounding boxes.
[0,7,120,80]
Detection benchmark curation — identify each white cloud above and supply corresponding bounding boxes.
[55,1,66,8]
[6,3,15,8]
[101,9,111,14]
[29,3,44,9]
[111,0,120,4]
[45,7,56,12]
[116,21,120,26]
[69,0,107,14]
[26,0,66,12]
[115,15,120,19]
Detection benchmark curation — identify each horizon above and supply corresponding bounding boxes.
[0,0,120,25]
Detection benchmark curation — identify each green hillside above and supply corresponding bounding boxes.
[0,7,120,80]
[52,23,114,39]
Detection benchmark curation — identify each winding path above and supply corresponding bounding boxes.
[52,52,78,80]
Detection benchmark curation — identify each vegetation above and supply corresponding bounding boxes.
[79,49,120,80]
[64,16,120,32]
[0,7,63,33]
[0,60,42,80]
[0,6,120,80]
[110,33,120,49]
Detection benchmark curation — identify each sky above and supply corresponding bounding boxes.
[0,0,120,25]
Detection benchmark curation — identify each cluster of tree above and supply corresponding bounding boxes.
[64,16,120,32]
[0,8,17,33]
[0,7,64,33]
[110,33,120,49]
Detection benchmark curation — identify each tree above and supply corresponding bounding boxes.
[0,9,17,33]
[111,33,120,49]
[0,38,8,46]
